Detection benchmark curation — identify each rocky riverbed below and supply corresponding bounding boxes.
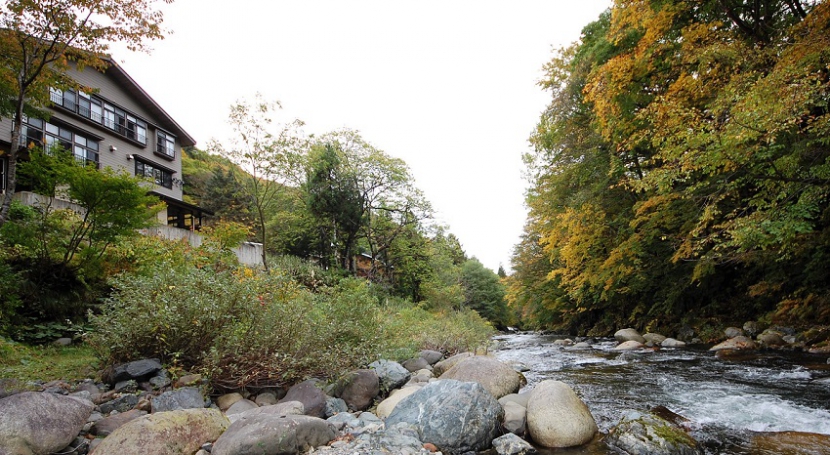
[2,324,830,455]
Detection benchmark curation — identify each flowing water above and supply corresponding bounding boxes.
[492,332,830,454]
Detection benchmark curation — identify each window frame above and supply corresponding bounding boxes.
[134,158,174,189]
[155,130,176,160]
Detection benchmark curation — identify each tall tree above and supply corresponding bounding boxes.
[210,96,305,271]
[0,0,173,226]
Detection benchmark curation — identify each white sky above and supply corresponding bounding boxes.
[114,0,611,272]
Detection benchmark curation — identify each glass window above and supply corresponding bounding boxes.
[134,160,173,189]
[156,131,175,159]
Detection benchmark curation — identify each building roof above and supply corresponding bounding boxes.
[104,58,197,147]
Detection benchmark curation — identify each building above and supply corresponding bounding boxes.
[0,59,209,230]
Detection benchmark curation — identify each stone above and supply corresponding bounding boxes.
[386,379,503,454]
[614,340,645,351]
[376,385,421,419]
[420,349,444,365]
[526,380,597,448]
[113,380,137,394]
[709,336,758,352]
[501,400,527,436]
[750,431,830,455]
[216,392,244,411]
[614,328,646,343]
[151,387,206,412]
[492,433,538,455]
[0,392,93,455]
[553,339,573,346]
[108,359,163,384]
[254,391,278,406]
[605,410,702,455]
[175,373,203,388]
[325,397,348,417]
[368,359,411,393]
[402,357,431,372]
[499,392,530,408]
[432,352,474,376]
[332,369,380,411]
[643,333,667,344]
[757,330,786,347]
[743,321,760,337]
[438,355,520,399]
[149,372,171,390]
[211,414,336,455]
[90,409,148,436]
[53,337,72,346]
[677,326,696,342]
[724,327,744,338]
[99,394,139,414]
[228,401,305,424]
[280,379,327,418]
[571,342,592,349]
[225,398,258,415]
[661,338,687,348]
[91,408,229,455]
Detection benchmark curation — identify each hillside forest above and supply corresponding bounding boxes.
[506,0,830,336]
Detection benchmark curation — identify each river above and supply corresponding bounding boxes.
[492,332,830,454]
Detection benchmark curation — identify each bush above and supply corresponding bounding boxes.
[88,267,383,390]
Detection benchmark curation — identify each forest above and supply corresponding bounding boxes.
[506,0,830,336]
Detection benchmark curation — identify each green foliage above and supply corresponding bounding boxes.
[460,258,510,327]
[510,1,830,334]
[0,337,98,382]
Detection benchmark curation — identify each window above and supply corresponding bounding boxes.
[20,117,99,166]
[49,87,147,145]
[156,130,175,159]
[135,160,173,189]
[1,158,6,192]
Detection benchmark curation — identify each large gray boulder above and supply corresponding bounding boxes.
[332,369,380,411]
[605,410,702,455]
[92,408,229,455]
[150,387,206,412]
[438,356,520,399]
[228,401,305,424]
[615,328,646,344]
[212,414,335,455]
[420,349,444,365]
[526,380,597,448]
[279,379,327,418]
[368,360,410,393]
[106,358,163,384]
[0,392,93,455]
[385,379,503,454]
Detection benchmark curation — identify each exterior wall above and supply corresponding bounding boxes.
[142,225,264,268]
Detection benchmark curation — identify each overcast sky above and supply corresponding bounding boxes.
[115,0,612,272]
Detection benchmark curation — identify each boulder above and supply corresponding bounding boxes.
[499,392,530,408]
[151,387,206,412]
[402,357,431,372]
[526,380,597,448]
[553,339,573,346]
[279,379,327,418]
[749,431,830,455]
[368,360,411,393]
[0,392,93,455]
[99,395,139,414]
[661,338,687,348]
[212,414,335,455]
[225,398,258,415]
[332,369,380,411]
[724,327,744,338]
[501,400,527,436]
[376,385,421,419]
[254,391,278,406]
[216,392,244,411]
[106,359,163,384]
[743,321,760,337]
[605,410,702,455]
[571,342,592,350]
[420,350,444,365]
[432,352,474,376]
[757,330,786,347]
[228,401,305,424]
[90,409,148,436]
[709,336,758,352]
[492,433,538,455]
[614,328,646,344]
[614,340,645,351]
[643,333,667,345]
[438,356,520,399]
[91,408,229,455]
[324,397,348,417]
[386,379,503,454]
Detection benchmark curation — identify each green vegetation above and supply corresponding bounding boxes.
[508,1,830,335]
[0,337,99,382]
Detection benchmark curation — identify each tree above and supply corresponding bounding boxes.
[461,258,509,327]
[210,96,305,271]
[0,0,173,226]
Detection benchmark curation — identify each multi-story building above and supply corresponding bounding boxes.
[0,59,209,230]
